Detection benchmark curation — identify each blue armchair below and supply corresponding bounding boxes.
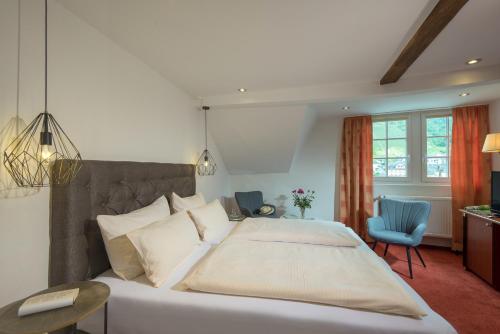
[367,198,431,279]
[235,191,277,218]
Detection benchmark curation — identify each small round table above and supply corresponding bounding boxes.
[0,281,110,334]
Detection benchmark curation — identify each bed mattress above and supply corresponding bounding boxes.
[79,228,456,334]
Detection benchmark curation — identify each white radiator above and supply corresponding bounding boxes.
[382,195,452,239]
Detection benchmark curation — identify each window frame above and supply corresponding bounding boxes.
[421,109,452,184]
[372,114,411,183]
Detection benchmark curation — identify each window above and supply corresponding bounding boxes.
[423,114,452,181]
[372,118,409,179]
[372,109,453,184]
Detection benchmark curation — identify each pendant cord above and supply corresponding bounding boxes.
[204,108,208,151]
[44,0,48,113]
[15,0,21,135]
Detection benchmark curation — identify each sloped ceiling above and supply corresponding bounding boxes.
[57,0,432,97]
[56,0,500,174]
[209,106,313,174]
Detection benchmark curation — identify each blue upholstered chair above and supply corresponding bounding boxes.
[235,191,277,218]
[367,198,431,279]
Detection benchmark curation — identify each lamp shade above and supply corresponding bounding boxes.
[196,149,217,176]
[0,117,39,197]
[196,106,217,176]
[3,0,82,187]
[482,133,500,153]
[3,112,82,187]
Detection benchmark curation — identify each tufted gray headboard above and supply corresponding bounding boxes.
[49,160,196,287]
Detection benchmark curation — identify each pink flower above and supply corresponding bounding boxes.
[297,188,304,194]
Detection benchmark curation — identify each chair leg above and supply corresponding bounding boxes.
[406,246,413,279]
[371,241,377,250]
[384,243,390,256]
[414,247,426,267]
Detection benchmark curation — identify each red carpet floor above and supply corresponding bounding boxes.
[372,244,500,334]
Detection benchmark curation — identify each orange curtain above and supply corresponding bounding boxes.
[451,105,491,251]
[340,116,373,239]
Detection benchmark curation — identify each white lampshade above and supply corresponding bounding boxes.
[482,133,500,153]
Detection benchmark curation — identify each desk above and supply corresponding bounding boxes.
[461,209,500,290]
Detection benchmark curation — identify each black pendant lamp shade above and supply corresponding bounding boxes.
[3,0,82,187]
[196,106,217,176]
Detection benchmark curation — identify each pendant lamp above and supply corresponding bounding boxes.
[0,0,39,197]
[3,0,82,187]
[196,106,217,176]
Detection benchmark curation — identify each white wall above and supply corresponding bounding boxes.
[210,105,313,175]
[230,115,342,220]
[0,0,229,306]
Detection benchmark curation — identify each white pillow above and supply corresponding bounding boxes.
[97,196,170,280]
[172,192,206,213]
[188,199,230,243]
[127,211,201,287]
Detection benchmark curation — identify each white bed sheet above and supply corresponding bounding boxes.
[79,226,456,334]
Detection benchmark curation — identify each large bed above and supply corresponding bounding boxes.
[49,160,456,334]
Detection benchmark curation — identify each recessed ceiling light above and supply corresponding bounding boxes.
[238,88,247,93]
[342,106,350,110]
[459,92,470,97]
[466,58,482,65]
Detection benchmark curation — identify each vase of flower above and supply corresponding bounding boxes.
[292,188,315,219]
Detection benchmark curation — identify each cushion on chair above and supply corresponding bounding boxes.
[368,229,417,246]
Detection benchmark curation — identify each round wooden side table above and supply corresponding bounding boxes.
[0,281,110,334]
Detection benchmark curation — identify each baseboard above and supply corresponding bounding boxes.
[422,235,452,248]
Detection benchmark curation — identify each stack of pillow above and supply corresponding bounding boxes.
[97,193,230,287]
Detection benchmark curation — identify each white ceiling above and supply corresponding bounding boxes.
[57,0,500,174]
[406,0,500,77]
[58,0,435,97]
[313,81,500,116]
[58,0,500,104]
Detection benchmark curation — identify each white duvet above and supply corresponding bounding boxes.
[229,218,360,247]
[81,227,456,334]
[179,238,426,318]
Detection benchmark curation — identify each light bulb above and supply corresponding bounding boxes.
[40,144,55,162]
[204,160,209,167]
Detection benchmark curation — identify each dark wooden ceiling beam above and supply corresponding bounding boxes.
[380,0,468,85]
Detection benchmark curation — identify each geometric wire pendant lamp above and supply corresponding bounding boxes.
[0,0,39,197]
[196,106,217,176]
[3,0,82,187]
[0,118,40,197]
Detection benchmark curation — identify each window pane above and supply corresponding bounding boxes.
[373,159,387,177]
[387,139,406,157]
[448,116,453,134]
[388,158,407,177]
[427,137,448,157]
[373,122,386,139]
[426,117,447,136]
[427,158,449,177]
[388,120,406,138]
[373,140,386,158]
